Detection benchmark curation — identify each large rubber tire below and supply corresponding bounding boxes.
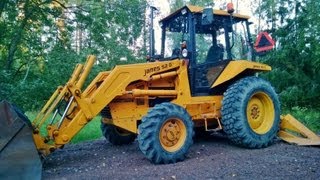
[138,102,194,164]
[100,106,136,145]
[100,123,136,145]
[221,76,280,148]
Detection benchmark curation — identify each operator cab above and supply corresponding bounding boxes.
[158,5,254,95]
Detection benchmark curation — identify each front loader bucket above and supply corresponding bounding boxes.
[0,100,42,179]
[279,114,320,146]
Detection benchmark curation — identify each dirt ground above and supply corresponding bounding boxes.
[43,134,319,180]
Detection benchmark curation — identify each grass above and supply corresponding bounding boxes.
[282,107,320,133]
[26,112,102,144]
[70,116,102,143]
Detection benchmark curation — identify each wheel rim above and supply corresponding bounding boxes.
[159,118,187,152]
[246,92,275,134]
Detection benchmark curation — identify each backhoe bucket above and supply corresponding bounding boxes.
[279,114,320,146]
[0,100,42,180]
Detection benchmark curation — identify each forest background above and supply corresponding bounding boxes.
[1,0,319,133]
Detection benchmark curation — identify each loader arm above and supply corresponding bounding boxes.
[32,55,186,155]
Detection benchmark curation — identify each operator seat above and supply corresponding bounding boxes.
[171,48,180,58]
[206,44,224,62]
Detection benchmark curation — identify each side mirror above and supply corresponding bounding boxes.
[202,8,214,26]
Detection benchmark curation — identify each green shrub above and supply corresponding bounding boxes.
[26,112,102,144]
[70,117,102,144]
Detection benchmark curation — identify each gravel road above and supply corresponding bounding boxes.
[43,134,319,180]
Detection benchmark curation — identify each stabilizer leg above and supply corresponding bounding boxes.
[279,114,320,146]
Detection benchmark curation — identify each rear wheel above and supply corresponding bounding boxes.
[138,103,194,164]
[221,76,280,148]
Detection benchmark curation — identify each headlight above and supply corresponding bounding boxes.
[182,49,188,58]
[159,21,163,27]
[181,8,187,15]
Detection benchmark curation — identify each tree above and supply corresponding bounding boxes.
[70,0,147,65]
[257,0,320,108]
[0,0,147,110]
[0,0,66,70]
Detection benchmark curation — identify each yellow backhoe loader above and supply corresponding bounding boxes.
[0,4,319,179]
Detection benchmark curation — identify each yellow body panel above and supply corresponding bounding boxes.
[211,60,271,88]
[161,5,250,23]
[187,5,250,19]
[108,102,148,133]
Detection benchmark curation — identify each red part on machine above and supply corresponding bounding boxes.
[254,32,275,53]
[227,3,235,14]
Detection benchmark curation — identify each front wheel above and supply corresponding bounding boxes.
[221,76,280,148]
[138,103,194,164]
[101,122,136,145]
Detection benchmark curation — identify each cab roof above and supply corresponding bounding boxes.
[160,5,250,23]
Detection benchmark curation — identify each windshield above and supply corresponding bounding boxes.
[161,13,189,59]
[160,12,252,62]
[194,14,252,64]
[223,21,252,60]
[163,31,189,58]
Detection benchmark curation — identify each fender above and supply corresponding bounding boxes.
[211,60,271,88]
